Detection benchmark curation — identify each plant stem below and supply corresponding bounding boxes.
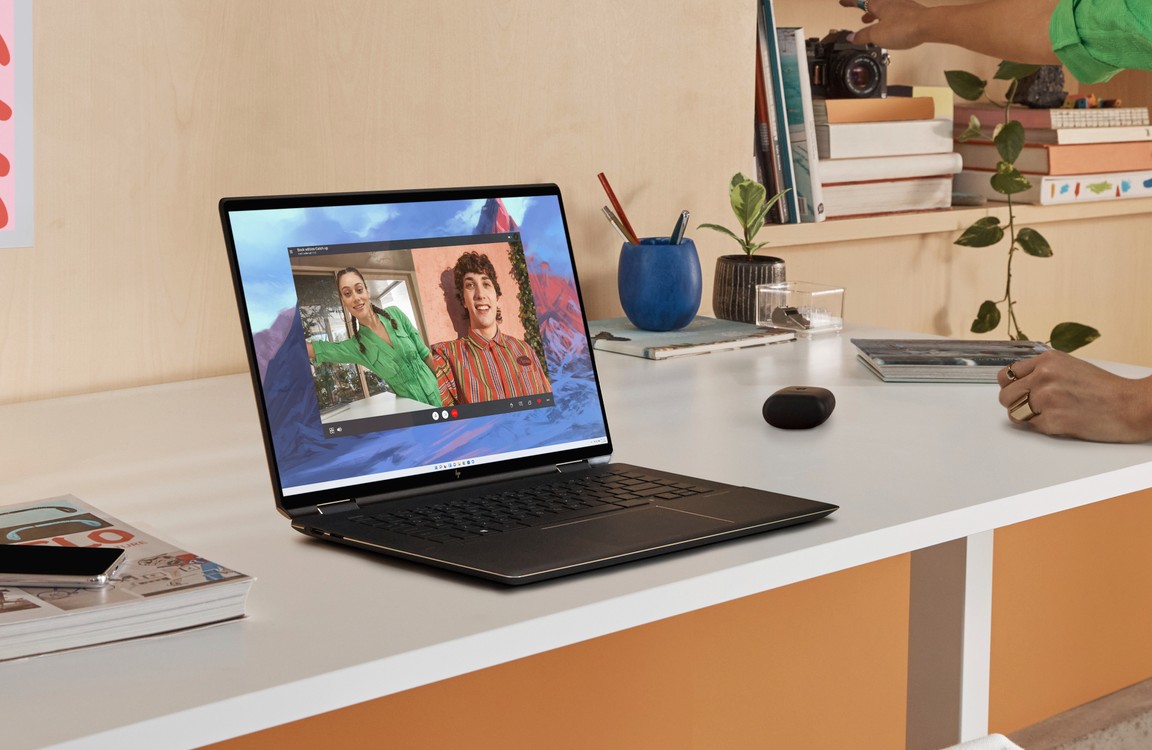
[1001,79,1021,339]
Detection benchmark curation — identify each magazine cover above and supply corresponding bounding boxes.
[0,495,252,660]
[851,338,1049,382]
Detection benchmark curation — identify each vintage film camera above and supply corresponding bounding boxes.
[806,30,889,99]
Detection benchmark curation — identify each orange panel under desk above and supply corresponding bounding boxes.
[209,554,910,750]
[990,488,1152,734]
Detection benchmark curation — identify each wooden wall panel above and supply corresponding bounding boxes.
[3,0,1148,406]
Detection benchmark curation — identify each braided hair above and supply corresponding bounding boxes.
[335,267,397,354]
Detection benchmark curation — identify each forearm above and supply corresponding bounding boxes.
[925,0,1060,65]
[1115,376,1152,443]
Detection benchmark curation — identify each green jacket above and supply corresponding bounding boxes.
[311,307,440,407]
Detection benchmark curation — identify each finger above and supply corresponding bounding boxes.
[998,382,1029,408]
[851,23,881,44]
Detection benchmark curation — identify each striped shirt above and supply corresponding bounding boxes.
[432,329,552,405]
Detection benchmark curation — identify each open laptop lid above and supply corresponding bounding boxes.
[220,184,613,517]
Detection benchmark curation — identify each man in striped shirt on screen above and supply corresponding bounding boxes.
[432,251,552,405]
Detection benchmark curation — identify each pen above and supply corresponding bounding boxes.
[597,172,640,244]
[602,206,631,243]
[669,210,690,244]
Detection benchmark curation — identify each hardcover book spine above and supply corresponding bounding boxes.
[955,140,1152,175]
[954,168,1152,204]
[813,96,936,124]
[953,104,1151,129]
[759,0,799,223]
[817,119,953,159]
[754,26,787,224]
[777,27,824,222]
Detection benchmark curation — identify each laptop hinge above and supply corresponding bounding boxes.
[557,460,591,474]
[315,499,360,515]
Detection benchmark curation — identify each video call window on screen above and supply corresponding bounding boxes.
[289,233,555,438]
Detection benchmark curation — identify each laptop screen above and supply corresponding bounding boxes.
[220,185,612,513]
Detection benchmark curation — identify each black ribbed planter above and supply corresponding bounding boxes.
[712,254,786,323]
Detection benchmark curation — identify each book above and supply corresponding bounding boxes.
[751,40,787,223]
[953,103,1150,129]
[851,338,1049,382]
[0,494,253,661]
[754,23,788,224]
[818,152,963,183]
[758,0,800,223]
[812,96,936,124]
[953,168,1152,205]
[887,85,954,120]
[816,118,953,159]
[955,123,1152,145]
[955,140,1152,175]
[589,316,795,360]
[777,27,825,222]
[822,176,953,219]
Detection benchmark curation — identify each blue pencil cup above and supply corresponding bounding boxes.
[618,237,702,332]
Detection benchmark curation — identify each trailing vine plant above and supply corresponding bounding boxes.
[946,62,1100,353]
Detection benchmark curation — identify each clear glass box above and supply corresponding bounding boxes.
[755,281,845,337]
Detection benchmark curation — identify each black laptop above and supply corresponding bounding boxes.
[219,184,837,584]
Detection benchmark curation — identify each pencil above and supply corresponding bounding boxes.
[597,172,640,244]
[602,206,632,243]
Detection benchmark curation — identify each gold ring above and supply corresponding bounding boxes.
[1006,366,1018,382]
[1009,393,1038,422]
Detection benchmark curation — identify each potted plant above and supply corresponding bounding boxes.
[700,173,789,323]
[947,62,1100,352]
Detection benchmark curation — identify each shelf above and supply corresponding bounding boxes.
[766,196,1152,248]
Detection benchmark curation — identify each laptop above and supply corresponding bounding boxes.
[219,184,837,585]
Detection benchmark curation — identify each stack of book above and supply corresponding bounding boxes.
[952,103,1152,205]
[812,92,962,219]
[0,494,253,661]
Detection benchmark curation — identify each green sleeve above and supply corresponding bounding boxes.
[1050,0,1152,84]
[311,337,367,368]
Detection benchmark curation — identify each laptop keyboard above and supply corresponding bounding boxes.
[348,469,710,543]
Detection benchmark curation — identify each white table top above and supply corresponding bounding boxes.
[2,326,1150,750]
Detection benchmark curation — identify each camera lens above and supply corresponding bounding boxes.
[834,53,882,97]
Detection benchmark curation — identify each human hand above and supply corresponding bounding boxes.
[836,0,933,50]
[997,350,1152,443]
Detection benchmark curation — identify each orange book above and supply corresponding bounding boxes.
[812,96,936,123]
[955,140,1152,175]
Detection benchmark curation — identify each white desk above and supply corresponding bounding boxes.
[3,326,1151,750]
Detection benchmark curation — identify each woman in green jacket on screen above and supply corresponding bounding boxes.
[306,267,443,408]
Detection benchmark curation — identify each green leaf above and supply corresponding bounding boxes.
[990,165,1032,195]
[1049,322,1101,353]
[955,216,1004,247]
[698,223,741,244]
[1016,227,1052,257]
[731,179,767,239]
[994,120,1026,164]
[946,70,986,101]
[970,300,1001,333]
[994,61,1042,81]
[956,115,984,142]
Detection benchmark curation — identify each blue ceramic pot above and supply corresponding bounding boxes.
[618,237,702,331]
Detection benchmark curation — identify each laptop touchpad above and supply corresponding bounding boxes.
[544,506,729,545]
